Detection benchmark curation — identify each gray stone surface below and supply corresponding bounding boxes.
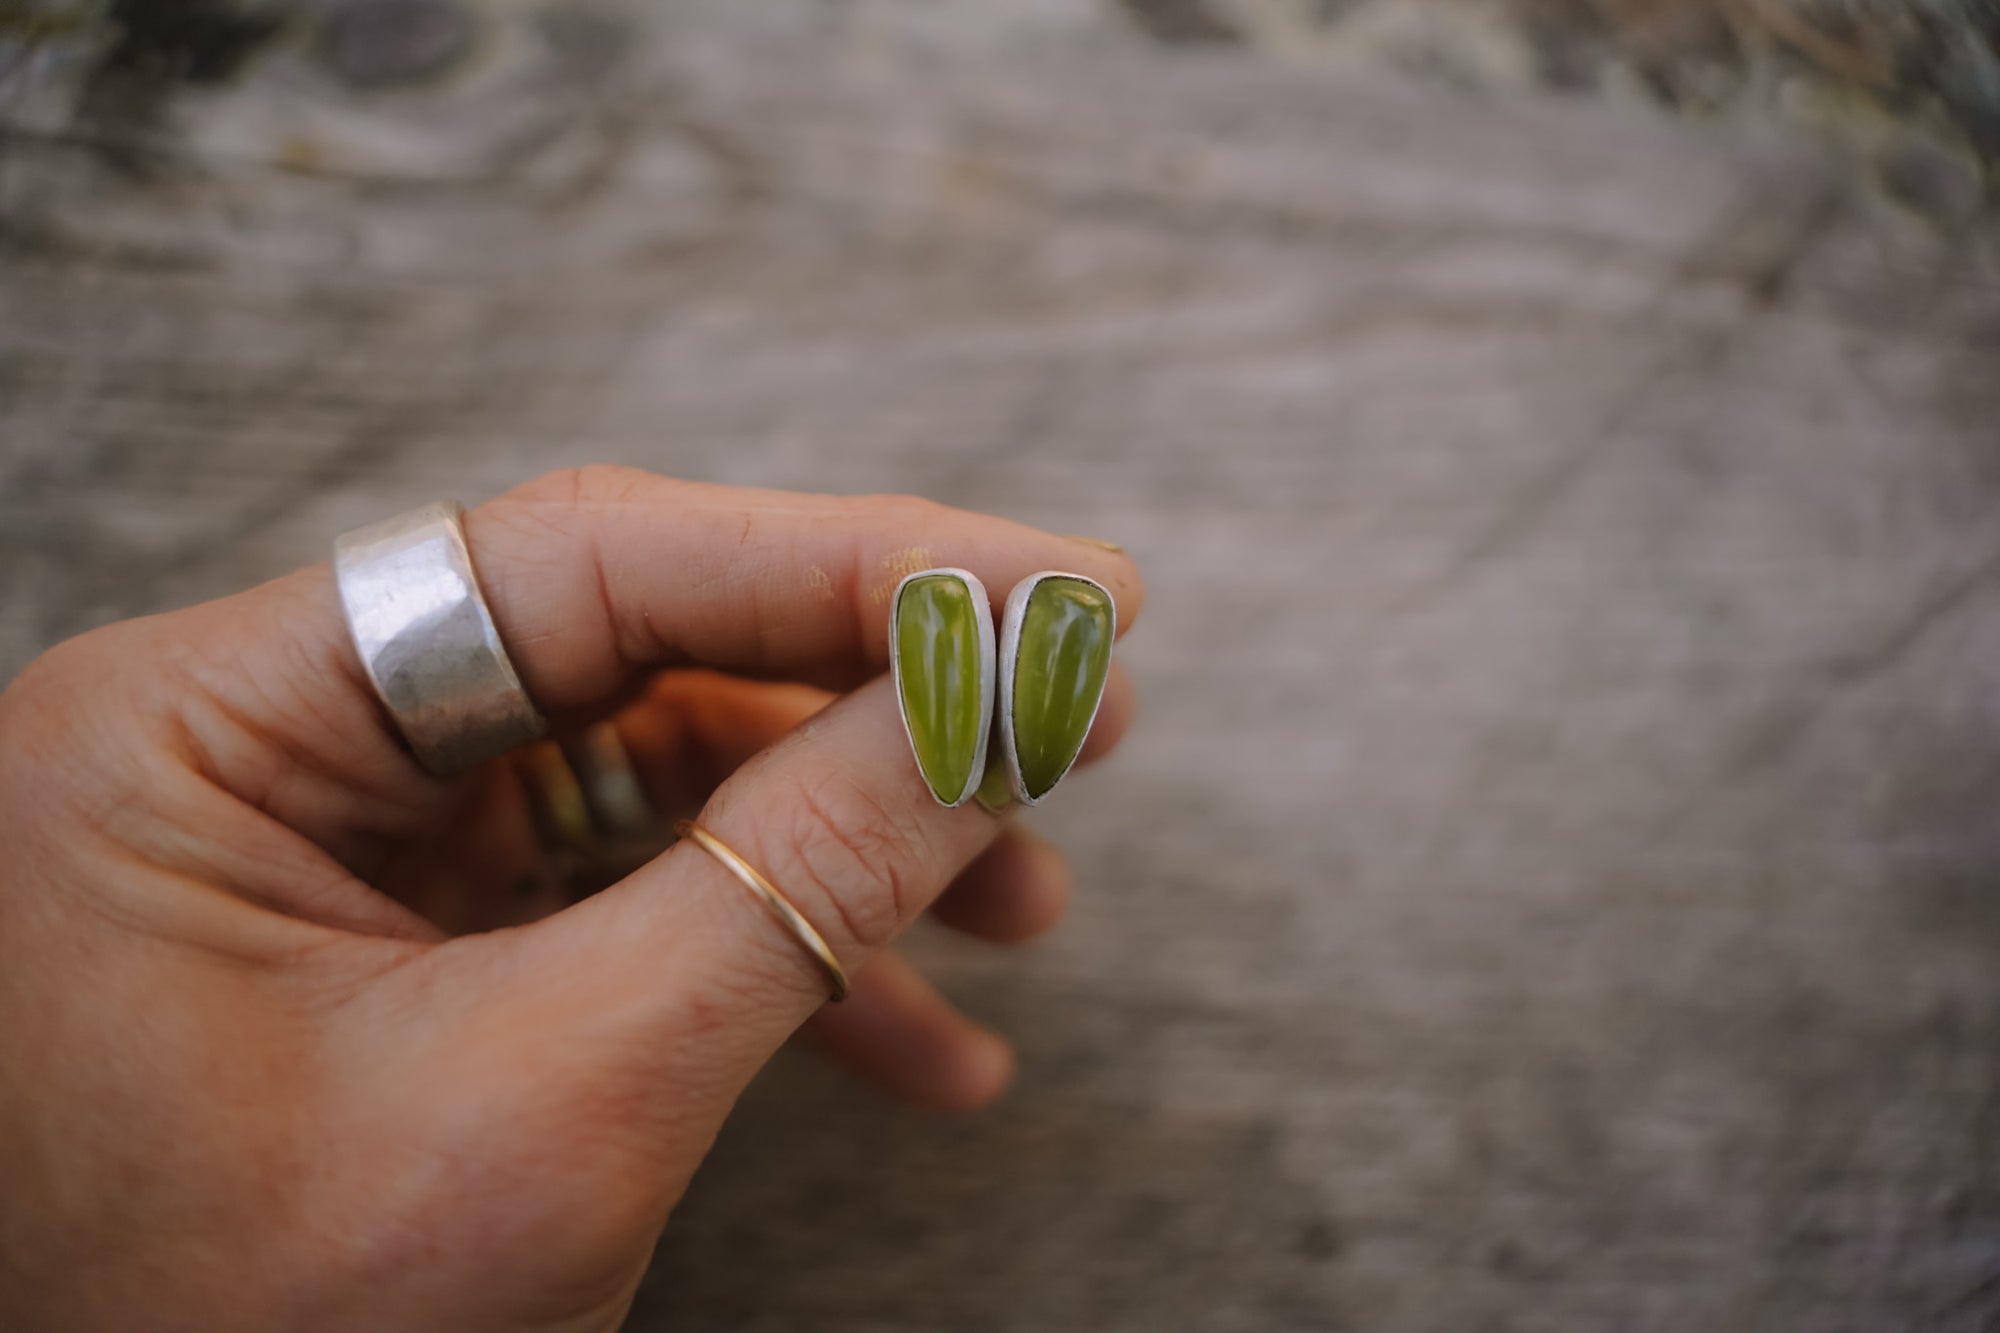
[3,3,1998,1329]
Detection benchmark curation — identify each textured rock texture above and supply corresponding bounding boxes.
[1126,0,2000,227]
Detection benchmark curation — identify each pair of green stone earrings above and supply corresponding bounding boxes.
[891,568,1117,808]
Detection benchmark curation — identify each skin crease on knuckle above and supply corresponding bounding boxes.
[0,634,203,928]
[757,766,923,958]
[792,795,905,954]
[480,469,686,691]
[11,626,411,957]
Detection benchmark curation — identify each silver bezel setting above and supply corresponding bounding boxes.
[333,499,548,775]
[889,567,996,808]
[997,570,1117,807]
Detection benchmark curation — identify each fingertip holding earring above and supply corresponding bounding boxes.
[891,568,996,807]
[998,571,1116,806]
[972,754,1017,815]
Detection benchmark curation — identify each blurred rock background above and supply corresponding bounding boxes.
[8,0,2000,229]
[1134,0,2000,232]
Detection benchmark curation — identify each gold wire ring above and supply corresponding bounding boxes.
[673,820,850,1003]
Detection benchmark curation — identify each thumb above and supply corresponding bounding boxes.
[393,670,1025,1156]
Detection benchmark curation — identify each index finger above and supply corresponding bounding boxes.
[463,466,1145,711]
[123,467,1138,872]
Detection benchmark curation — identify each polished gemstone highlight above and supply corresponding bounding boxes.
[893,572,992,806]
[1007,575,1115,802]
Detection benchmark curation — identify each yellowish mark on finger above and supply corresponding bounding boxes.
[868,547,935,604]
[803,565,836,603]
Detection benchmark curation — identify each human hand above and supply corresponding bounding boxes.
[0,468,1142,1332]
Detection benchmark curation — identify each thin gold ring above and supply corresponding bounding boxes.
[674,820,850,1003]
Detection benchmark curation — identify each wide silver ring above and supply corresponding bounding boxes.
[333,500,547,775]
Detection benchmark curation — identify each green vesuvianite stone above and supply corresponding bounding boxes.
[1010,577,1114,800]
[895,574,987,804]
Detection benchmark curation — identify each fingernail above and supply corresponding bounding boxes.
[1064,534,1125,554]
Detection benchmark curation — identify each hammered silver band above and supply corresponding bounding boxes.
[333,500,547,775]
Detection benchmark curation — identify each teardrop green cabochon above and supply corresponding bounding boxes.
[893,572,990,805]
[1010,576,1115,801]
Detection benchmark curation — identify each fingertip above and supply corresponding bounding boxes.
[931,825,1072,943]
[1049,540,1144,639]
[808,950,1018,1111]
[1112,569,1145,637]
[944,1029,1016,1110]
[1085,544,1144,637]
